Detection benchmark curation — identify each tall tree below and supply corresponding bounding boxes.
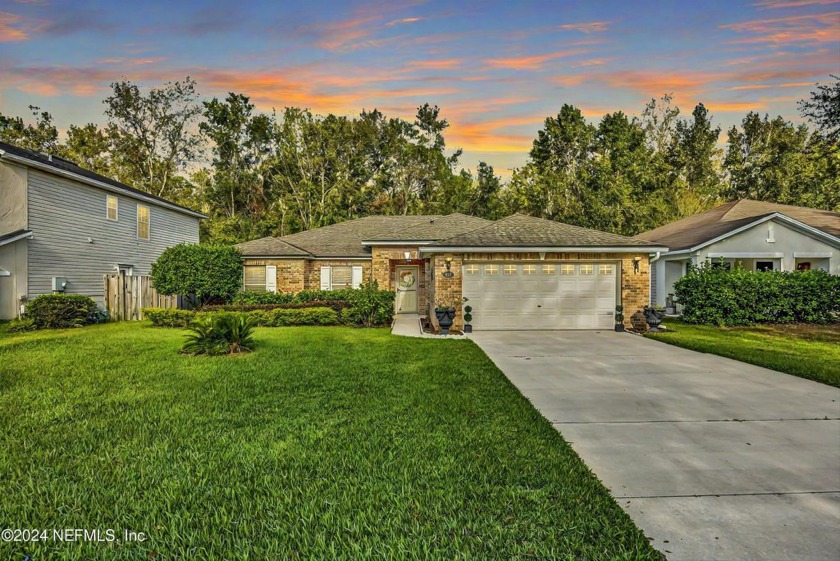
[798,75,840,142]
[60,123,112,176]
[0,106,59,153]
[669,103,723,215]
[103,77,203,198]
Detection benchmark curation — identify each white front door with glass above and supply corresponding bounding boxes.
[395,266,418,314]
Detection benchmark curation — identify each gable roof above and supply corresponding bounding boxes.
[0,229,32,247]
[0,140,206,219]
[363,213,492,242]
[235,237,312,257]
[637,200,840,251]
[424,214,667,251]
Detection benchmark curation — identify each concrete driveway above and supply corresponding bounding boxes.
[471,330,840,561]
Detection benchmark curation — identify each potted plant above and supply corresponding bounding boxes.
[434,298,458,335]
[643,305,665,332]
[463,304,473,333]
[614,305,624,332]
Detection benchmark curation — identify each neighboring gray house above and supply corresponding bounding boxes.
[639,199,840,308]
[0,141,205,320]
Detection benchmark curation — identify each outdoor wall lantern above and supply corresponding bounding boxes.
[633,256,642,273]
[444,257,453,271]
[404,251,412,261]
[443,257,454,278]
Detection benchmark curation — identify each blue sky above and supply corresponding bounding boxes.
[1,0,838,174]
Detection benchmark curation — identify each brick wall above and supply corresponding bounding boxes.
[371,246,428,314]
[242,258,372,292]
[305,260,372,290]
[432,253,464,330]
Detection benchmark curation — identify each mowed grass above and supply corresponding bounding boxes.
[0,323,660,560]
[646,320,840,387]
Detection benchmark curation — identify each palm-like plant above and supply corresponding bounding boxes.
[181,313,256,356]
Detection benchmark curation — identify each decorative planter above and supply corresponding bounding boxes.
[614,323,625,332]
[435,308,455,335]
[644,307,665,332]
[463,324,473,333]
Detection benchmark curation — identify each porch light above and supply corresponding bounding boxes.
[404,251,411,260]
[444,257,453,271]
[633,256,642,273]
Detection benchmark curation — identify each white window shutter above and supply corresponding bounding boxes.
[320,266,331,290]
[351,266,363,289]
[265,265,277,293]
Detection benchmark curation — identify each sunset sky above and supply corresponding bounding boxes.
[1,0,838,174]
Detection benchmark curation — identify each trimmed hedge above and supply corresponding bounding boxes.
[151,243,243,306]
[675,265,840,326]
[146,283,395,328]
[25,293,98,329]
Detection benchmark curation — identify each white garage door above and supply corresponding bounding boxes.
[462,262,617,330]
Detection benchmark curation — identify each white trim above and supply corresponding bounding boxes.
[106,194,119,221]
[794,252,833,258]
[707,252,784,258]
[265,265,277,293]
[310,257,371,261]
[0,150,207,219]
[0,268,10,277]
[0,230,33,247]
[421,246,666,253]
[136,204,150,240]
[240,255,313,259]
[361,240,433,246]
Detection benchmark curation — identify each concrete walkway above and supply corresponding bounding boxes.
[471,330,840,561]
[391,314,465,339]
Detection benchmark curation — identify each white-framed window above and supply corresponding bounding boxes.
[522,264,537,275]
[598,264,614,275]
[106,195,118,221]
[465,264,480,275]
[560,264,575,275]
[484,265,499,275]
[137,205,150,240]
[243,265,267,292]
[504,264,517,275]
[541,264,556,274]
[580,264,594,275]
[320,265,363,290]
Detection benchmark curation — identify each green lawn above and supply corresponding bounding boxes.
[0,323,659,560]
[645,320,840,387]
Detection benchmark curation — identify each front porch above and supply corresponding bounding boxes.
[371,246,430,317]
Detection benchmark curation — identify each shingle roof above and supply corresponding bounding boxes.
[427,214,666,248]
[0,140,205,218]
[637,200,840,251]
[276,215,442,257]
[235,237,312,257]
[363,213,492,241]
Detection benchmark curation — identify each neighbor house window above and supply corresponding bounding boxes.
[329,266,352,289]
[542,265,556,274]
[580,264,594,275]
[464,264,480,275]
[484,265,499,275]
[598,264,613,275]
[796,262,811,271]
[560,264,575,275]
[522,265,537,275]
[503,264,517,275]
[137,205,150,240]
[243,266,267,292]
[106,195,118,220]
[756,261,774,272]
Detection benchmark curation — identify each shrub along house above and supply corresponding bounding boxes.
[236,213,667,331]
[0,141,205,320]
[639,200,840,308]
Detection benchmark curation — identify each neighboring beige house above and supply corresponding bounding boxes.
[638,200,840,308]
[236,213,667,331]
[0,141,205,320]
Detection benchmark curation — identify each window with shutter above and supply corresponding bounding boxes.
[243,266,267,292]
[330,266,352,289]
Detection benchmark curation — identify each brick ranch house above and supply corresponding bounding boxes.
[236,213,668,331]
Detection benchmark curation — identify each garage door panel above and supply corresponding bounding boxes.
[462,262,618,331]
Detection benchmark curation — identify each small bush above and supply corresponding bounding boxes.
[675,264,840,326]
[344,281,395,327]
[232,291,295,305]
[262,307,339,326]
[143,308,197,327]
[151,243,243,307]
[181,313,256,356]
[25,294,97,329]
[8,317,37,332]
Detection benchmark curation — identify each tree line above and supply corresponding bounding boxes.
[1,76,837,241]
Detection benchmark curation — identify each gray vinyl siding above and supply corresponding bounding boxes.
[27,169,199,306]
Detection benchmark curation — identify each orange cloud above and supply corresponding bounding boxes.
[559,21,611,33]
[0,11,31,42]
[484,49,589,70]
[720,11,840,45]
[728,80,813,90]
[753,0,839,7]
[386,17,422,26]
[447,115,544,152]
[404,58,463,70]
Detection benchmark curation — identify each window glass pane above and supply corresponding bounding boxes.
[484,265,498,275]
[522,265,537,275]
[542,265,555,274]
[580,264,594,275]
[465,264,480,274]
[331,266,352,289]
[598,264,613,274]
[243,266,266,292]
[107,195,118,220]
[560,264,575,275]
[137,205,150,239]
[504,264,517,275]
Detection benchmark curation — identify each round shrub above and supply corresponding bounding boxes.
[25,294,98,329]
[151,243,243,307]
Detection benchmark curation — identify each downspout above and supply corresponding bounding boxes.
[648,252,661,307]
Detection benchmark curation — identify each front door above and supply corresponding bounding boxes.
[395,266,419,314]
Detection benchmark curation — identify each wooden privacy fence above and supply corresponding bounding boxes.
[103,273,180,321]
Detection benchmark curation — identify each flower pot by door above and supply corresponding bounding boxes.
[395,266,419,313]
[435,309,454,334]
